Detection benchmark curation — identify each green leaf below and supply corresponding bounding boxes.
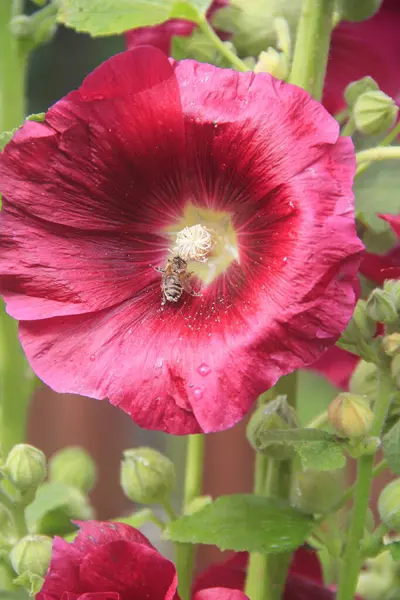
[257,428,345,471]
[58,0,212,36]
[0,129,17,151]
[383,420,400,475]
[26,482,73,527]
[165,494,314,553]
[389,540,400,561]
[297,439,345,471]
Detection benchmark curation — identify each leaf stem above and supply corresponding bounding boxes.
[336,371,393,600]
[288,0,335,99]
[175,434,205,600]
[198,17,249,72]
[355,119,400,177]
[355,146,400,175]
[306,410,329,430]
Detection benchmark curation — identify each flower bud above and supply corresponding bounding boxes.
[341,299,376,346]
[339,0,383,22]
[49,447,97,493]
[378,480,400,531]
[354,90,398,136]
[5,444,46,492]
[357,571,392,600]
[120,447,176,505]
[349,360,378,399]
[290,469,343,515]
[382,333,400,357]
[10,535,52,577]
[345,76,379,108]
[254,49,289,81]
[366,288,398,324]
[246,395,300,460]
[384,279,400,311]
[328,393,374,438]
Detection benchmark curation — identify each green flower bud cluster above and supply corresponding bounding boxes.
[120,447,176,505]
[366,281,400,325]
[344,76,398,136]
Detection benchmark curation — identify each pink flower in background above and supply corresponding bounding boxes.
[0,47,363,434]
[125,0,229,54]
[37,521,248,600]
[324,0,400,114]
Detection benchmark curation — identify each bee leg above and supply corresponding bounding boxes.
[182,273,202,297]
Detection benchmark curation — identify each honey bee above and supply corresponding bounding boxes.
[155,256,201,305]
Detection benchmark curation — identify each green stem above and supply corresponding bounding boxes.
[198,17,249,72]
[175,435,205,600]
[341,117,356,137]
[0,1,33,454]
[306,410,329,430]
[336,371,393,600]
[289,0,335,99]
[355,119,400,177]
[245,372,298,600]
[0,486,27,538]
[355,146,400,174]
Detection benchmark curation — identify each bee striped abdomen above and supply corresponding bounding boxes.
[163,274,183,302]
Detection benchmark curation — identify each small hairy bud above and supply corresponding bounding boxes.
[10,535,52,577]
[5,444,46,492]
[366,288,398,324]
[349,360,378,399]
[49,447,97,493]
[328,393,374,438]
[345,76,379,108]
[382,333,400,357]
[254,49,289,80]
[290,470,343,515]
[341,299,376,345]
[120,447,176,504]
[246,395,300,460]
[354,90,398,136]
[378,480,400,531]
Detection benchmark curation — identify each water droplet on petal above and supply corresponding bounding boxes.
[193,387,204,399]
[197,363,211,377]
[155,357,163,369]
[89,354,95,362]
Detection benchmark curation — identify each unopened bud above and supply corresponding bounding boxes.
[379,480,400,531]
[354,90,398,136]
[384,280,400,311]
[342,300,376,345]
[254,48,289,80]
[357,571,392,600]
[349,360,378,399]
[383,333,400,357]
[345,76,379,108]
[5,444,46,492]
[366,288,398,324]
[290,469,343,515]
[10,535,52,577]
[120,447,176,505]
[49,447,97,493]
[246,396,300,459]
[328,393,374,438]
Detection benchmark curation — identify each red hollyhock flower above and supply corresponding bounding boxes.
[37,520,247,600]
[125,0,229,54]
[324,0,400,114]
[194,547,335,599]
[0,47,363,434]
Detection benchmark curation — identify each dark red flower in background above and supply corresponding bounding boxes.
[312,213,400,389]
[37,520,247,600]
[194,547,335,599]
[324,0,400,114]
[0,47,363,434]
[125,0,229,54]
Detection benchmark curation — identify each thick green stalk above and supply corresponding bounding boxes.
[336,371,394,600]
[175,434,205,600]
[289,0,335,100]
[0,1,32,454]
[245,372,298,600]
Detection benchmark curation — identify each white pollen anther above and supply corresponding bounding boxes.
[173,224,214,262]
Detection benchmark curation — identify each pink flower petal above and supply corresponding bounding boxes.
[194,589,248,600]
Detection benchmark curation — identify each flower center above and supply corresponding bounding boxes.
[166,203,239,285]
